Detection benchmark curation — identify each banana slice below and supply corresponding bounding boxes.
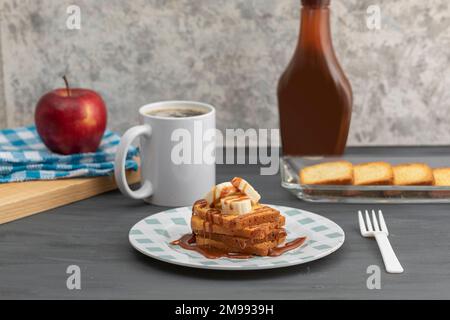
[231,177,261,204]
[204,182,238,206]
[220,195,252,215]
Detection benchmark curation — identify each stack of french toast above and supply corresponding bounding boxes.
[192,177,286,256]
[300,161,450,186]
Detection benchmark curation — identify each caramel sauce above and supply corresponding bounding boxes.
[193,199,225,248]
[278,4,352,156]
[268,236,307,257]
[219,187,230,199]
[231,177,241,187]
[193,199,208,210]
[171,234,253,259]
[222,194,250,209]
[171,233,307,260]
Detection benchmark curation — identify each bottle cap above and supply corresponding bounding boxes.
[301,0,331,7]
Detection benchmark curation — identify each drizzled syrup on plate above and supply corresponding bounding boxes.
[170,233,307,259]
[170,234,253,259]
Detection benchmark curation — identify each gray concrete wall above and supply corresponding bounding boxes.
[0,20,6,128]
[0,0,449,145]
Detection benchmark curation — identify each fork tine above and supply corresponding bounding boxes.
[365,210,373,231]
[358,210,367,235]
[378,210,389,235]
[372,210,380,231]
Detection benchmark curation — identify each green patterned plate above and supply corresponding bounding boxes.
[129,205,345,270]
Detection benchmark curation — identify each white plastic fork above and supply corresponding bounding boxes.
[358,210,404,274]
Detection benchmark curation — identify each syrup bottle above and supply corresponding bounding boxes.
[277,0,353,156]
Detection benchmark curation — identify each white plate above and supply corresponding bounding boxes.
[129,205,345,270]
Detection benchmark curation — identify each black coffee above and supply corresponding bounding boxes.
[145,108,207,118]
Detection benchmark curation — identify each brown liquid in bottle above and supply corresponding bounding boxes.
[278,0,352,156]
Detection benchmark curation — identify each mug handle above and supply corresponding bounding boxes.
[114,125,153,199]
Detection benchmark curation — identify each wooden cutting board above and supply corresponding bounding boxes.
[0,167,140,225]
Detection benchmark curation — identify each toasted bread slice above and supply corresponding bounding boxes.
[196,234,286,256]
[393,163,434,186]
[300,161,353,185]
[433,168,450,186]
[194,228,287,248]
[353,162,393,186]
[193,201,282,230]
[191,215,285,240]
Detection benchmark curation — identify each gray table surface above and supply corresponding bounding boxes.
[1,147,450,300]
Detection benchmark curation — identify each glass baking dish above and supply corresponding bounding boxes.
[280,150,450,203]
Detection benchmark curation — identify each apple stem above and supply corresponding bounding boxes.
[62,75,71,97]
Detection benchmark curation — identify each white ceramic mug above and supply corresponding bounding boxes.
[114,101,216,206]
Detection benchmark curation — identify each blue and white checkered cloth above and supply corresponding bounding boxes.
[0,126,138,183]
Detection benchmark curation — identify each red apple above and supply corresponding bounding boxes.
[35,76,107,155]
